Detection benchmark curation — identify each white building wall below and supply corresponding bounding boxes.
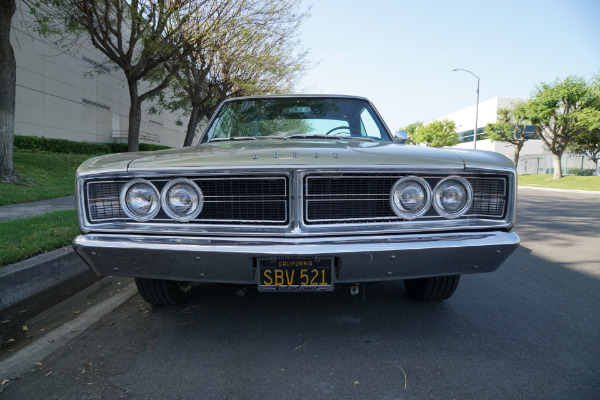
[11,1,188,147]
[439,97,527,136]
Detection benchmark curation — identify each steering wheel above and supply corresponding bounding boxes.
[325,126,359,136]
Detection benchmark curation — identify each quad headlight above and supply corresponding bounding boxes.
[120,179,160,221]
[433,176,473,218]
[390,176,432,220]
[161,178,203,222]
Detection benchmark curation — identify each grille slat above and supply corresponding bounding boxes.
[87,176,288,225]
[86,173,509,227]
[304,174,507,225]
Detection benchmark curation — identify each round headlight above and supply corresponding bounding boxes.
[161,179,203,222]
[120,179,160,221]
[390,176,432,220]
[433,176,472,218]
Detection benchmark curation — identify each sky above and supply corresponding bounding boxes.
[297,0,600,132]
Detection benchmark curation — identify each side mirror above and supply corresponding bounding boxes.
[394,131,408,144]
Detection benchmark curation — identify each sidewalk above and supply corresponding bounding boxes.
[0,196,75,223]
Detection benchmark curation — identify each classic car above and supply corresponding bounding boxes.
[73,95,520,305]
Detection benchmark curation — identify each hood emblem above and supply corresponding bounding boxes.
[253,153,258,159]
[273,152,278,158]
[314,152,319,158]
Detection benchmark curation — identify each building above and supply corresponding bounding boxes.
[10,1,187,148]
[438,97,596,174]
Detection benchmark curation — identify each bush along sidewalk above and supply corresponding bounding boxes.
[14,135,170,155]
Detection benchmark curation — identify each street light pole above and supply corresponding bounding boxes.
[452,68,480,150]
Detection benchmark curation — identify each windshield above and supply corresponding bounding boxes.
[201,97,391,143]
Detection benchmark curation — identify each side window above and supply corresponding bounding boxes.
[359,109,383,139]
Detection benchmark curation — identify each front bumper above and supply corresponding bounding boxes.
[73,231,519,284]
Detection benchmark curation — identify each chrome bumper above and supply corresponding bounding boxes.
[73,231,519,284]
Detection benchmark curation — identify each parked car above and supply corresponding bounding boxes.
[73,95,519,305]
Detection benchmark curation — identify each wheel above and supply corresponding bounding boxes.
[403,275,460,302]
[135,278,192,305]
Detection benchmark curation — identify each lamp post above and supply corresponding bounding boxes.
[452,68,480,150]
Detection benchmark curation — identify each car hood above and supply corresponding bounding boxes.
[78,140,515,175]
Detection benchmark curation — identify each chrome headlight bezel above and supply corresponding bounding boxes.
[160,178,204,222]
[119,179,161,221]
[432,176,473,219]
[389,176,432,220]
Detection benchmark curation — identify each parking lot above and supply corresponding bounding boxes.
[3,188,600,399]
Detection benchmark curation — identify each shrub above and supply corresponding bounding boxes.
[565,168,596,176]
[14,135,110,155]
[14,135,171,155]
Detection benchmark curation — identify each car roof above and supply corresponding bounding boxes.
[224,94,371,102]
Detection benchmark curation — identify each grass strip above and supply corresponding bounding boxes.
[0,210,80,267]
[0,152,92,206]
[518,174,600,191]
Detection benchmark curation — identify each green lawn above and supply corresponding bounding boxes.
[0,152,92,206]
[519,174,600,191]
[0,210,80,267]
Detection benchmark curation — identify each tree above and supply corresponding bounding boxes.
[522,75,600,179]
[156,0,308,146]
[401,121,423,145]
[0,0,18,182]
[407,119,458,147]
[31,0,231,152]
[484,104,535,167]
[567,127,600,170]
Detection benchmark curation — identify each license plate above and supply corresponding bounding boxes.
[258,256,333,292]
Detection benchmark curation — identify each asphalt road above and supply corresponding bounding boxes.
[3,188,600,399]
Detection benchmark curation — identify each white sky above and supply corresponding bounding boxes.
[298,0,600,132]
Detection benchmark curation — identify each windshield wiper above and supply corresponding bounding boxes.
[210,137,258,142]
[287,134,376,141]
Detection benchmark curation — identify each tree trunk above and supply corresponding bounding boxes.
[183,104,205,147]
[127,79,141,152]
[0,0,19,182]
[552,152,563,179]
[513,142,524,168]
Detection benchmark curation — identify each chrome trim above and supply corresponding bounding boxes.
[76,167,516,236]
[74,231,520,283]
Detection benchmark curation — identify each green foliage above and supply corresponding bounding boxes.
[14,135,111,155]
[520,74,600,178]
[0,210,79,267]
[484,104,533,144]
[106,142,171,154]
[565,168,596,176]
[406,119,458,147]
[567,129,600,166]
[13,135,170,155]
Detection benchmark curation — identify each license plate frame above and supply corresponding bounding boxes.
[257,256,334,292]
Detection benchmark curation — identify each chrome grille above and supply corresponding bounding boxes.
[88,181,126,221]
[304,174,507,225]
[87,176,288,225]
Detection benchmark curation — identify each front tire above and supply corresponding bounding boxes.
[403,275,460,302]
[135,278,192,305]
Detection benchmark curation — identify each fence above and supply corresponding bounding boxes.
[518,155,598,176]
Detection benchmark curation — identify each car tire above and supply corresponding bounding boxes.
[135,278,192,305]
[403,275,460,302]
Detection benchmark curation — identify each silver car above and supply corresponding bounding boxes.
[74,95,519,305]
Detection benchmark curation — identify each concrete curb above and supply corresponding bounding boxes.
[0,246,92,311]
[518,186,600,195]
